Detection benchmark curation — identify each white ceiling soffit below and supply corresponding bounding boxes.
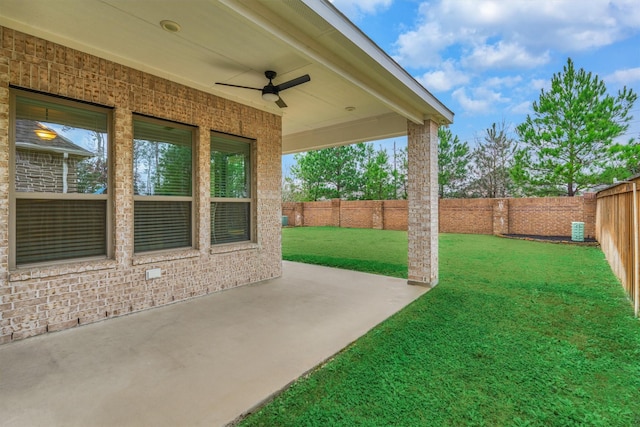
[0,0,453,153]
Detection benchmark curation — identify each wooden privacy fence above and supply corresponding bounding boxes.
[596,176,640,316]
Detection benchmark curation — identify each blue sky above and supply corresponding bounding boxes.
[285,0,640,174]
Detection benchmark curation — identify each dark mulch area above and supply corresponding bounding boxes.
[502,234,599,245]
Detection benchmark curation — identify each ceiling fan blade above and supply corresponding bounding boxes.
[275,74,310,92]
[276,97,287,108]
[215,82,262,91]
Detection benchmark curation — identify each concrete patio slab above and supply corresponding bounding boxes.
[0,261,429,427]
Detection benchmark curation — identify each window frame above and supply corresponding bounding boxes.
[9,88,113,269]
[132,114,196,254]
[210,131,256,246]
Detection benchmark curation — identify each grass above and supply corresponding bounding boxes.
[240,228,640,426]
[281,226,408,278]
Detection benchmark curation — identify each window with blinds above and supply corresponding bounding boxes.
[11,89,111,267]
[133,116,194,253]
[211,133,253,245]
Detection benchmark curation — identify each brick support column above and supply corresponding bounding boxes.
[372,201,384,230]
[583,193,597,238]
[331,198,341,227]
[493,198,509,235]
[407,119,438,286]
[294,202,304,226]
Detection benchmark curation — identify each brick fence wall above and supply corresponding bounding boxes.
[283,194,597,238]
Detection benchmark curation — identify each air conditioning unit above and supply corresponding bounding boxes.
[571,222,584,242]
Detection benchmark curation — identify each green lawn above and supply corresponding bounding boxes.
[240,228,640,426]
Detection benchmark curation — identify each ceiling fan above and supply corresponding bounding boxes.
[215,70,310,108]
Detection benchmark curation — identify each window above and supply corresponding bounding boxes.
[210,133,253,245]
[133,116,194,253]
[10,89,111,267]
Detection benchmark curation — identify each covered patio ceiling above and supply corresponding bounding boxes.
[0,0,453,154]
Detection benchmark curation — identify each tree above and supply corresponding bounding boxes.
[155,144,192,196]
[361,145,395,200]
[438,127,470,198]
[289,144,366,200]
[514,57,637,196]
[73,129,108,194]
[390,143,408,199]
[599,138,640,184]
[468,122,518,198]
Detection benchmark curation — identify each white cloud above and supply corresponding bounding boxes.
[393,23,458,68]
[452,88,488,114]
[483,75,523,88]
[330,0,392,19]
[604,67,640,85]
[393,0,640,71]
[510,101,532,115]
[452,86,509,115]
[416,61,470,92]
[463,41,550,69]
[530,79,548,91]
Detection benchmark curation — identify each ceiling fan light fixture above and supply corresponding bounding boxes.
[262,91,279,102]
[34,128,57,141]
[216,70,310,108]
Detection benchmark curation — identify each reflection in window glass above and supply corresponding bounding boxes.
[133,117,193,253]
[133,120,192,197]
[12,92,110,266]
[211,139,250,198]
[210,133,252,245]
[15,97,108,194]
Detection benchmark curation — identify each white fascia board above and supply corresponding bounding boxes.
[282,113,407,154]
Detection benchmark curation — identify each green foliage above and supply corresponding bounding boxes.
[76,157,107,193]
[600,139,640,184]
[390,145,408,199]
[74,130,108,194]
[468,121,518,198]
[515,58,637,196]
[241,229,640,426]
[290,144,366,201]
[438,127,470,198]
[361,145,396,200]
[287,142,408,201]
[211,150,248,198]
[154,144,192,196]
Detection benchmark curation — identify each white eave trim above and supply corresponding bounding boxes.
[220,0,453,126]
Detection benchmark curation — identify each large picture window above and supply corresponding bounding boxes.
[211,133,253,245]
[133,116,194,253]
[10,90,111,267]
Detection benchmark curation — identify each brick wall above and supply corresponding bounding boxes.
[0,26,282,344]
[382,200,407,231]
[283,195,596,238]
[439,198,493,234]
[15,150,82,193]
[508,196,596,237]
